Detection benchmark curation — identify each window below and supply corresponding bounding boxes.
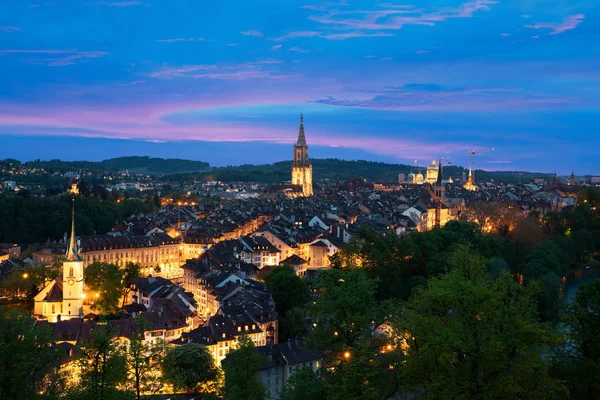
[69,267,74,277]
[288,366,292,374]
[51,304,55,314]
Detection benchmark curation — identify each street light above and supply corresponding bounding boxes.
[22,273,29,279]
[343,351,351,360]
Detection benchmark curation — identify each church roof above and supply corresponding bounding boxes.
[44,276,64,302]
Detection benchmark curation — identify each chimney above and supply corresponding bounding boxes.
[63,232,67,244]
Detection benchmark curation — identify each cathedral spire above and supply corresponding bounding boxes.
[296,113,306,146]
[66,199,81,261]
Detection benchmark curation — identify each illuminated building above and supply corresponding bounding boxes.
[34,202,84,322]
[425,160,439,184]
[463,165,477,191]
[291,114,313,197]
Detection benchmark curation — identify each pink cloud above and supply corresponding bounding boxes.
[525,14,584,35]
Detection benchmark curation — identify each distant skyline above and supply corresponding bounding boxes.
[1,0,599,173]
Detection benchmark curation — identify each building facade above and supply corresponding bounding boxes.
[291,114,313,197]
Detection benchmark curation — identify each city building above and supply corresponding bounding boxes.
[425,160,440,184]
[34,203,84,323]
[291,114,313,197]
[463,165,477,191]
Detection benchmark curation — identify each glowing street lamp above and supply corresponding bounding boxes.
[343,351,351,360]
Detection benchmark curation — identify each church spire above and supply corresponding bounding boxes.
[296,113,306,146]
[66,199,81,261]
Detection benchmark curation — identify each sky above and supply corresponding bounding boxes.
[1,0,599,173]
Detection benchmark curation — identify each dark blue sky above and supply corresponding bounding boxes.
[1,0,599,173]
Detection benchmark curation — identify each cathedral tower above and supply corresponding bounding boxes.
[291,114,313,196]
[62,200,84,319]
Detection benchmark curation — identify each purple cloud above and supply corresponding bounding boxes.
[0,26,21,32]
[288,46,309,53]
[0,49,109,66]
[500,33,511,37]
[314,84,572,111]
[526,14,584,35]
[240,30,263,37]
[306,0,498,31]
[319,31,395,40]
[29,3,56,7]
[85,1,142,6]
[154,37,213,43]
[271,31,320,41]
[147,59,299,81]
[271,44,283,50]
[416,49,430,54]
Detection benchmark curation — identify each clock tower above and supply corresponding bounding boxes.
[62,200,84,319]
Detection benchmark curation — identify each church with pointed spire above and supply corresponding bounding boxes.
[34,200,85,323]
[291,114,313,196]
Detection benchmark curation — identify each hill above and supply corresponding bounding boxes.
[14,156,210,175]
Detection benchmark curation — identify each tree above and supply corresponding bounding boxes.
[72,322,131,400]
[84,262,140,315]
[308,268,379,352]
[123,317,165,399]
[161,343,220,394]
[0,311,60,400]
[557,278,600,399]
[222,335,266,400]
[280,307,307,341]
[264,266,310,318]
[393,245,565,399]
[280,366,325,400]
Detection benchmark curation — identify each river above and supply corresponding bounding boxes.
[563,263,600,304]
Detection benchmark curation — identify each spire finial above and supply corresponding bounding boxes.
[66,199,80,261]
[296,113,306,146]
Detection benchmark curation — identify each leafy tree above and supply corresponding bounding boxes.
[556,279,600,399]
[280,366,325,400]
[308,268,379,352]
[264,266,310,318]
[222,335,266,400]
[161,342,220,394]
[0,311,60,400]
[123,317,166,399]
[84,262,139,315]
[280,307,307,341]
[393,245,566,399]
[71,322,131,400]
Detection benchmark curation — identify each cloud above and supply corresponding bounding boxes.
[0,26,21,32]
[240,30,263,37]
[224,43,238,47]
[416,50,430,54]
[488,160,512,164]
[154,37,213,43]
[29,3,56,7]
[319,31,395,40]
[271,30,394,41]
[271,31,321,41]
[288,46,309,53]
[381,57,392,60]
[147,60,300,81]
[85,1,142,6]
[365,55,376,58]
[306,0,499,31]
[0,49,109,66]
[271,44,283,50]
[314,83,571,111]
[500,33,511,37]
[521,14,531,19]
[525,14,584,35]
